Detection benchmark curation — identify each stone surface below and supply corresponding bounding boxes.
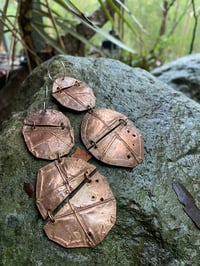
[0,55,200,266]
[152,53,200,102]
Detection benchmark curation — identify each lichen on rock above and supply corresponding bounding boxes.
[152,53,200,102]
[0,55,200,266]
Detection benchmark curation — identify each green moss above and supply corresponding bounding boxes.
[0,56,200,265]
[1,154,21,177]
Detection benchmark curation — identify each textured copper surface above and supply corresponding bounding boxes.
[22,109,74,160]
[36,158,96,219]
[43,169,116,248]
[81,108,144,168]
[36,158,116,248]
[52,77,96,111]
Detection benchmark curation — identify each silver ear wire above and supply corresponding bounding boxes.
[47,68,53,82]
[47,58,66,82]
[60,60,66,80]
[43,85,48,112]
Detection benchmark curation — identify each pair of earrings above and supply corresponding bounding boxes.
[22,60,96,161]
[23,59,144,167]
[22,59,144,248]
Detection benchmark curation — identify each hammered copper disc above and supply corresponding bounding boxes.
[43,167,116,248]
[22,109,74,160]
[36,158,96,219]
[52,77,96,111]
[81,108,144,168]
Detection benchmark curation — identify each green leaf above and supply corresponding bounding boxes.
[106,0,139,37]
[115,0,145,32]
[51,0,135,53]
[31,23,67,54]
[76,17,135,53]
[55,19,105,55]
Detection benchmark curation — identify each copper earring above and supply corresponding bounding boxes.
[36,157,116,248]
[22,58,144,249]
[48,60,96,111]
[81,108,144,168]
[22,85,74,160]
[22,61,116,249]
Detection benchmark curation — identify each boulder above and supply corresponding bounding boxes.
[0,55,200,266]
[152,53,200,102]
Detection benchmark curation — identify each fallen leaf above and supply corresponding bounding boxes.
[71,147,92,162]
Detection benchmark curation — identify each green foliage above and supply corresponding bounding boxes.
[0,0,199,70]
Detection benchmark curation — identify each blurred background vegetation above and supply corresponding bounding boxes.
[0,0,199,127]
[0,0,199,71]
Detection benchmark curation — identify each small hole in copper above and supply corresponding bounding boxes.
[88,232,92,237]
[88,108,93,114]
[100,197,104,201]
[127,130,130,133]
[75,81,80,86]
[57,87,59,90]
[133,143,135,146]
[127,155,131,159]
[133,134,136,137]
[92,195,95,199]
[84,171,91,182]
[95,179,99,182]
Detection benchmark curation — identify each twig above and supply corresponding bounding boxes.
[44,0,65,49]
[189,0,199,54]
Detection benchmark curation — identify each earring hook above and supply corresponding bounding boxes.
[47,59,66,82]
[43,84,48,112]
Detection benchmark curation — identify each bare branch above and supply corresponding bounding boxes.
[168,0,190,37]
[159,0,177,36]
[189,0,199,54]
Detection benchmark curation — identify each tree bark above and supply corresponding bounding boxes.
[18,0,41,68]
[159,0,176,36]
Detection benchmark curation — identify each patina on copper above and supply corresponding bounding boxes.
[36,158,116,248]
[52,77,96,111]
[22,109,74,160]
[81,108,144,168]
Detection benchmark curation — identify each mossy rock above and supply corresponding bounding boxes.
[0,56,200,266]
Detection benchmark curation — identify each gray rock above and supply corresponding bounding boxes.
[152,54,200,102]
[0,55,200,266]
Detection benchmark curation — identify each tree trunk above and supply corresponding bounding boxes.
[18,0,41,68]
